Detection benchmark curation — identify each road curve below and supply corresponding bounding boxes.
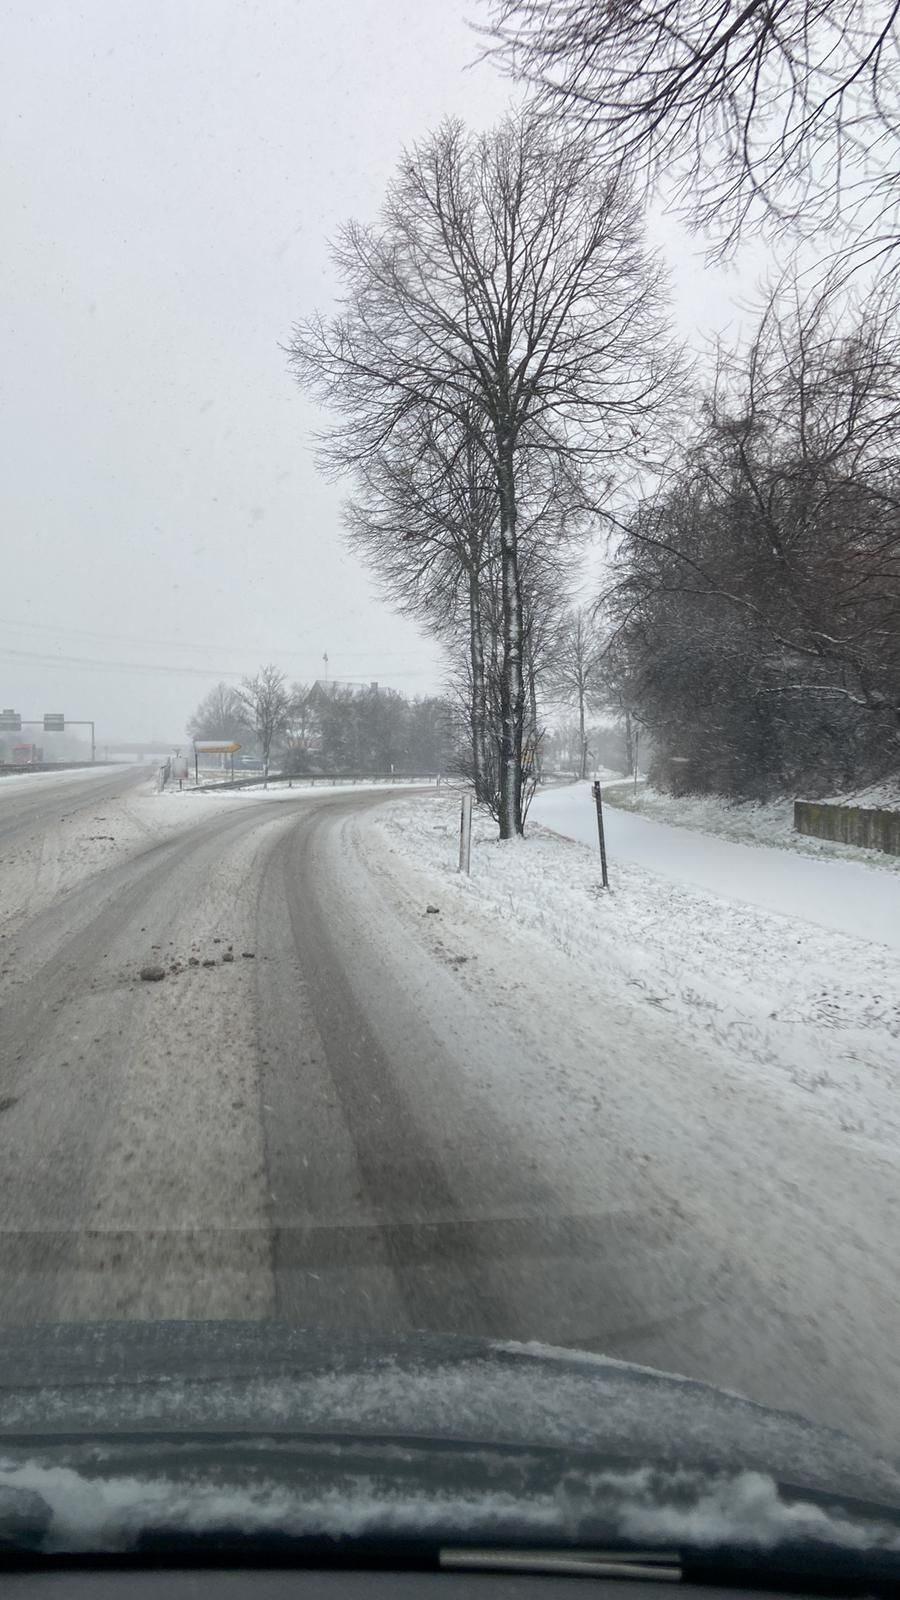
[0,771,897,1461]
[2,777,632,1338]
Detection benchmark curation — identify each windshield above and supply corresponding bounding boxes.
[1,0,899,1561]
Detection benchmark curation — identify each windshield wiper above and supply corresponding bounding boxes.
[442,1543,900,1595]
[442,1547,682,1580]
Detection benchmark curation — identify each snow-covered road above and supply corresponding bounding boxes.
[530,781,900,949]
[1,771,897,1464]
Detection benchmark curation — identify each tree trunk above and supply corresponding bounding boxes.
[468,569,489,805]
[528,661,541,782]
[578,688,587,780]
[497,435,525,839]
[486,629,501,806]
[623,708,635,779]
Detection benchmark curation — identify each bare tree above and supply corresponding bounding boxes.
[186,681,244,743]
[235,665,292,787]
[604,271,900,793]
[543,606,606,778]
[345,400,586,813]
[593,632,642,779]
[483,0,900,264]
[282,682,315,773]
[289,112,677,837]
[344,404,499,806]
[444,492,571,812]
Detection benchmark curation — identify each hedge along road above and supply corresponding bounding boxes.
[0,769,898,1462]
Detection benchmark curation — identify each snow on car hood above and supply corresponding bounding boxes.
[2,1449,900,1557]
[1,1323,898,1515]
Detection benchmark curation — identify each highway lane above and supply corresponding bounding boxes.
[255,802,644,1338]
[1,778,669,1340]
[0,776,686,1345]
[0,772,897,1460]
[0,765,144,849]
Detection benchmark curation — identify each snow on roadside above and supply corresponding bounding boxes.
[187,777,437,798]
[371,794,900,1153]
[601,783,900,873]
[530,782,900,948]
[822,776,900,810]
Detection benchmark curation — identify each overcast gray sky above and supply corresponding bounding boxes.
[1,0,763,746]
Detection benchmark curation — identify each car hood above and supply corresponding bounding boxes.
[1,1321,898,1508]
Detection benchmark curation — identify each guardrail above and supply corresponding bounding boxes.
[169,771,444,794]
[0,761,99,776]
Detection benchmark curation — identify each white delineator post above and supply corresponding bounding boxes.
[458,792,473,875]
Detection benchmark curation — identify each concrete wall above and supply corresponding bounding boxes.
[794,799,900,856]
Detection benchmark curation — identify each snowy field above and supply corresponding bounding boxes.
[370,793,900,1153]
[826,777,900,809]
[530,782,900,947]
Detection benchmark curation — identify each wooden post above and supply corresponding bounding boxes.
[458,792,473,875]
[194,750,199,788]
[592,779,609,889]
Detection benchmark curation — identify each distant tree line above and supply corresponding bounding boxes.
[187,669,454,780]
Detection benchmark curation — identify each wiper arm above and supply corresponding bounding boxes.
[441,1548,682,1580]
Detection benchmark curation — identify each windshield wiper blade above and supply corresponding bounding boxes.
[441,1548,682,1580]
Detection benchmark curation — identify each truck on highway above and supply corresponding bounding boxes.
[12,742,43,765]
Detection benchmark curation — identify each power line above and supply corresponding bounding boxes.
[0,615,433,665]
[0,646,241,679]
[0,644,439,681]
